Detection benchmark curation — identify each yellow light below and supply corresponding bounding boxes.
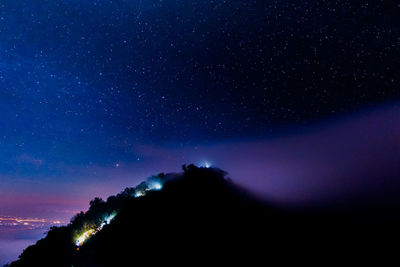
[74,211,118,247]
[75,229,95,246]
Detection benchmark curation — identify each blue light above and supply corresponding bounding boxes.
[200,161,211,168]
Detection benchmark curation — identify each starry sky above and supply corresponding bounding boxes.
[0,1,399,259]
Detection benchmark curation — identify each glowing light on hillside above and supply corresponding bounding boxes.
[105,212,116,224]
[74,177,165,247]
[200,161,211,168]
[133,178,163,198]
[134,191,145,198]
[75,229,95,246]
[148,180,162,190]
[75,211,118,247]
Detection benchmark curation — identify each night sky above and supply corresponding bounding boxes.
[0,0,399,263]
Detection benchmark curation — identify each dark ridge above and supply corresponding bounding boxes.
[8,165,398,266]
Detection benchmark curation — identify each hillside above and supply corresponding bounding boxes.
[9,164,397,266]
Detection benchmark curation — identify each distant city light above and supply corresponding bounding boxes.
[0,216,64,229]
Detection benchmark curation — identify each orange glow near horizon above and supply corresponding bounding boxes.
[0,216,65,228]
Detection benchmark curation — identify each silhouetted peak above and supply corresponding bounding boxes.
[10,165,249,267]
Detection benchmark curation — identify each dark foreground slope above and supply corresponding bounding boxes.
[10,165,399,266]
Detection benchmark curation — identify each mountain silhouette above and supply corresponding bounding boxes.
[8,165,398,266]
